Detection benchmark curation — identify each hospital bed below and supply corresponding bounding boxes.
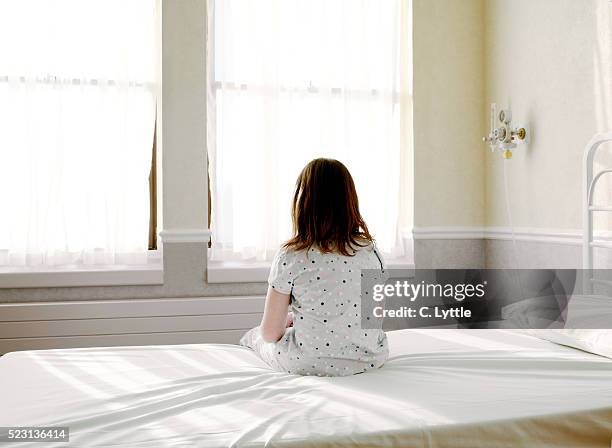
[0,329,611,447]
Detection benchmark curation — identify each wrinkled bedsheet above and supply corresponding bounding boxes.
[1,329,611,447]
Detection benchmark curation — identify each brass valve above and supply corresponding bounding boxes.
[483,104,529,159]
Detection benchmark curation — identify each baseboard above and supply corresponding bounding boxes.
[0,295,264,354]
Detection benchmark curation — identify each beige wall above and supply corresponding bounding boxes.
[413,0,486,228]
[485,0,612,232]
[414,0,612,233]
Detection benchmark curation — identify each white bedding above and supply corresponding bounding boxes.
[1,329,611,447]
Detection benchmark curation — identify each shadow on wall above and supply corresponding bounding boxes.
[593,1,612,236]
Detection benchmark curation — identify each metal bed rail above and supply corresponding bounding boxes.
[583,132,612,293]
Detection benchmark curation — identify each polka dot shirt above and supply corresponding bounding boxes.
[241,243,389,377]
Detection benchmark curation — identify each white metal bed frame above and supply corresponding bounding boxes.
[583,132,612,293]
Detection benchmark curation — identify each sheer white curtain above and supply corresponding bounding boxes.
[208,0,410,262]
[0,0,158,267]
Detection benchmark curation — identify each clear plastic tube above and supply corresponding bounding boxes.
[502,159,525,300]
[502,160,519,267]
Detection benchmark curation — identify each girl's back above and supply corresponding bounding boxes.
[264,244,388,376]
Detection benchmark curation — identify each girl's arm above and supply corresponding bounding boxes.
[259,286,291,343]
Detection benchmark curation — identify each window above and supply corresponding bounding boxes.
[0,0,159,267]
[207,0,412,262]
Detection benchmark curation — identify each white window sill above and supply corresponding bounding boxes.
[0,264,163,288]
[207,258,415,284]
[207,260,272,284]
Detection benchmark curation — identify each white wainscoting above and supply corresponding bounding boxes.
[412,226,612,245]
[0,296,264,355]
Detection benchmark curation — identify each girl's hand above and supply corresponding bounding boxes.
[286,312,294,328]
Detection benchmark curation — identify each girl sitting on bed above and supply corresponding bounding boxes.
[240,158,388,377]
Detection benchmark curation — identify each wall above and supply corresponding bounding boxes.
[412,0,486,267]
[413,0,486,229]
[485,0,612,232]
[484,0,612,269]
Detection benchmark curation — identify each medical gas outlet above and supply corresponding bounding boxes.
[483,104,529,159]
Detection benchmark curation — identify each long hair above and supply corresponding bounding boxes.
[284,158,373,256]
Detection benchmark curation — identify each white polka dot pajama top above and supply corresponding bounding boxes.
[240,244,389,377]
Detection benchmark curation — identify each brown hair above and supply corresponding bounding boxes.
[284,158,373,256]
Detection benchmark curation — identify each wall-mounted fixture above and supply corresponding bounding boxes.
[483,103,529,159]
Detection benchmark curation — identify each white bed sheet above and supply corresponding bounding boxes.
[1,329,611,447]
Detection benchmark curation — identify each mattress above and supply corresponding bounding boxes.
[0,329,611,447]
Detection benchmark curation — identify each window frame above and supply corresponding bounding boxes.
[0,0,163,285]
